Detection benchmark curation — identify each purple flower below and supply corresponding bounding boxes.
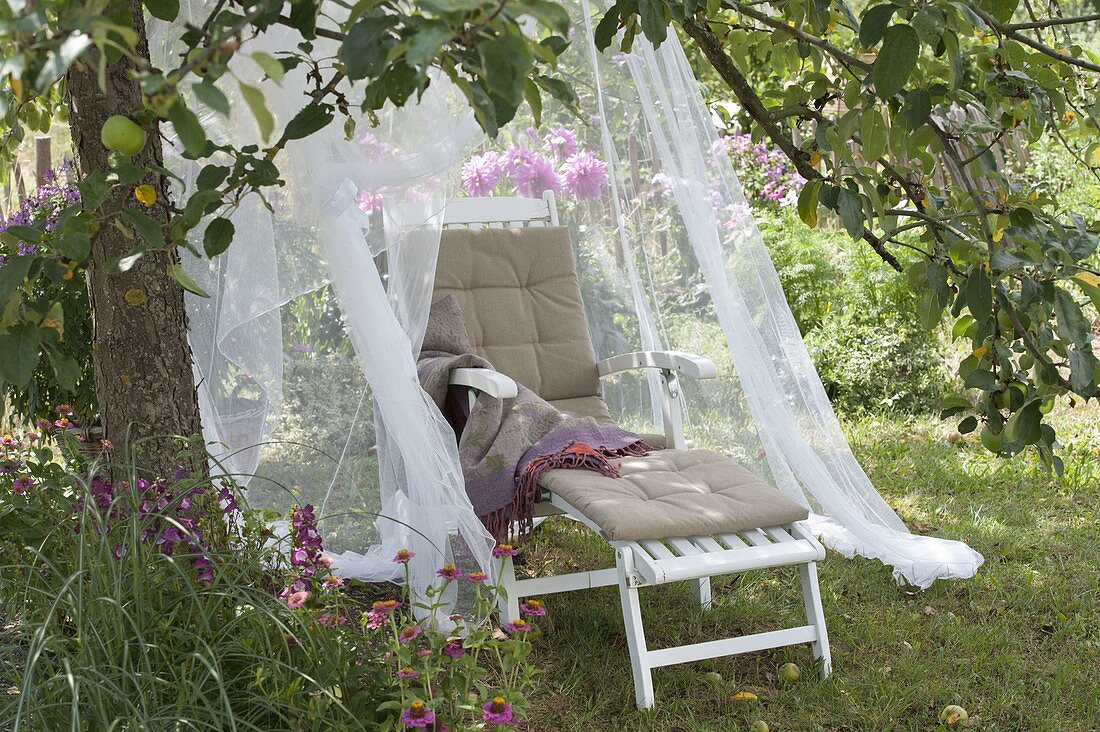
[443,641,466,659]
[393,548,415,564]
[482,696,515,725]
[520,599,547,616]
[399,700,435,728]
[398,625,422,644]
[1,434,18,448]
[396,666,419,679]
[436,563,462,581]
[544,127,578,160]
[465,571,488,585]
[562,151,608,199]
[12,475,34,494]
[492,544,519,558]
[461,152,503,196]
[284,590,311,609]
[218,486,238,514]
[503,619,532,634]
[357,189,382,215]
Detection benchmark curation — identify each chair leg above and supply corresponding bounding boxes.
[616,547,654,709]
[799,561,832,678]
[497,556,521,625]
[690,577,712,610]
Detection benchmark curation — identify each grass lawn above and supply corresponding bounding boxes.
[519,406,1100,731]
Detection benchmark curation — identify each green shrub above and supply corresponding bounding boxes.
[805,311,949,414]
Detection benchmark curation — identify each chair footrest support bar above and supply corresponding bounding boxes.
[645,625,819,668]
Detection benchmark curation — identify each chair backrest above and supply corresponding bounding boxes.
[433,192,612,422]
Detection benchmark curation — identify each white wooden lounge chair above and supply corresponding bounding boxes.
[429,191,831,709]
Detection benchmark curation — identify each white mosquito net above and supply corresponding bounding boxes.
[154,0,983,603]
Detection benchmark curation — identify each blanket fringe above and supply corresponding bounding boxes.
[483,440,650,544]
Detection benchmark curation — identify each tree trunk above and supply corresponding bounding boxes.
[67,0,203,477]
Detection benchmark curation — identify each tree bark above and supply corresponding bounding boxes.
[66,0,203,477]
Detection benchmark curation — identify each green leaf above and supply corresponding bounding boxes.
[288,0,318,39]
[0,324,41,387]
[520,0,572,35]
[203,217,235,258]
[121,208,166,248]
[405,24,453,73]
[637,0,669,45]
[859,3,898,48]
[180,189,222,231]
[963,368,997,391]
[166,263,210,298]
[873,24,919,99]
[524,78,543,128]
[36,32,92,90]
[796,179,822,228]
[859,109,887,161]
[57,217,91,262]
[192,81,230,116]
[836,188,865,239]
[341,15,398,80]
[196,165,229,190]
[47,348,81,392]
[283,103,333,141]
[593,6,623,51]
[167,100,208,157]
[965,268,992,321]
[1053,287,1089,348]
[903,88,932,128]
[251,51,284,83]
[958,415,978,434]
[1066,347,1098,395]
[0,256,35,308]
[143,0,179,21]
[239,83,274,142]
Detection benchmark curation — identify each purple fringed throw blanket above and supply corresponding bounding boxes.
[417,294,650,541]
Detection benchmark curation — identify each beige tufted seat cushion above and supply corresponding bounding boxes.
[538,449,809,542]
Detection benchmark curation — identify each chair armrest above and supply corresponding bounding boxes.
[596,350,717,380]
[449,368,518,399]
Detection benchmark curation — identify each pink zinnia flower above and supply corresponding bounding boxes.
[436,563,462,581]
[35,419,52,431]
[520,599,547,617]
[54,418,74,430]
[322,576,344,589]
[482,696,515,725]
[1,434,18,448]
[443,641,466,659]
[504,619,532,634]
[393,548,415,564]
[315,612,347,628]
[284,590,311,610]
[54,404,73,415]
[544,127,578,160]
[396,666,419,679]
[12,475,33,494]
[465,571,488,584]
[492,544,519,558]
[400,700,435,728]
[398,625,422,644]
[562,151,608,199]
[461,152,503,197]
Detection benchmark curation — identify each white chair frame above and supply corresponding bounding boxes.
[439,190,831,709]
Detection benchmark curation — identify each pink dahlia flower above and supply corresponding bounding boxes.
[562,151,608,199]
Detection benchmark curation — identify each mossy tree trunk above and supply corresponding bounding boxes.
[66,0,203,478]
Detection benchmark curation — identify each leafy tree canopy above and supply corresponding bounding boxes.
[1,0,1098,468]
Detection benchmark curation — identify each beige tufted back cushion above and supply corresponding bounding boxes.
[433,226,611,421]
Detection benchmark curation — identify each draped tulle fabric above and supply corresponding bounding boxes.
[150,0,981,605]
